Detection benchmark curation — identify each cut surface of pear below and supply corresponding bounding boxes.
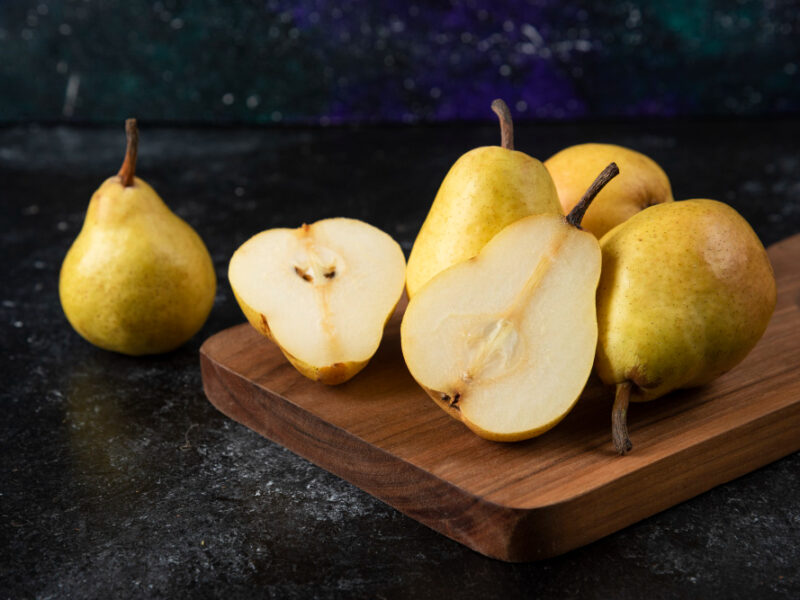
[401,165,621,440]
[402,213,602,440]
[405,99,562,298]
[229,218,406,384]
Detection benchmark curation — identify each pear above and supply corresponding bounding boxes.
[59,119,216,355]
[401,164,619,441]
[595,199,777,454]
[545,143,673,238]
[228,218,406,385]
[405,99,562,298]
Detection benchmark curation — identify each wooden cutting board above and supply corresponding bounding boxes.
[200,234,800,562]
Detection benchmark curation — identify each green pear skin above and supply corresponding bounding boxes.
[405,100,561,298]
[595,200,776,452]
[60,120,216,355]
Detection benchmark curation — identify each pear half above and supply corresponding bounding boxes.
[401,164,619,441]
[229,218,406,384]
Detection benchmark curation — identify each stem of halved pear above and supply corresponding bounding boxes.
[612,381,633,455]
[491,99,514,150]
[565,162,620,229]
[117,118,138,187]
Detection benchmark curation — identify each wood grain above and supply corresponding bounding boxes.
[200,234,800,562]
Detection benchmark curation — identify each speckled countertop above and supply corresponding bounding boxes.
[1,120,799,599]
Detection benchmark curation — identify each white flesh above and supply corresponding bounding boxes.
[401,214,600,438]
[229,218,406,367]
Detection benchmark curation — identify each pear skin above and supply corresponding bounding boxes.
[545,143,673,238]
[405,100,562,298]
[59,120,216,355]
[595,199,777,453]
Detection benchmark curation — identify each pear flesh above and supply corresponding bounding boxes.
[545,143,673,239]
[59,119,216,355]
[405,99,562,298]
[402,214,601,440]
[401,164,621,441]
[229,218,406,385]
[596,199,777,453]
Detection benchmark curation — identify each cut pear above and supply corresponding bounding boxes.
[229,218,406,384]
[401,164,618,441]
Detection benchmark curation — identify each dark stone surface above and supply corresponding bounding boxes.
[1,120,799,599]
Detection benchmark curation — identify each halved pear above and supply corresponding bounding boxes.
[401,164,619,441]
[229,218,406,385]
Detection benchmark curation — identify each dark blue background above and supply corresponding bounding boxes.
[1,0,799,123]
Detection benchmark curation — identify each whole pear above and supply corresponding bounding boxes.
[405,99,561,298]
[545,143,673,238]
[59,119,216,355]
[595,199,776,454]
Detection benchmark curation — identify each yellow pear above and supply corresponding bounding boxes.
[228,218,406,385]
[545,143,673,238]
[595,199,777,454]
[402,164,619,441]
[59,119,216,355]
[405,99,562,298]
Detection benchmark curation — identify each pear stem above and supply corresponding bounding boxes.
[491,99,514,150]
[565,162,620,229]
[612,381,633,455]
[117,118,138,187]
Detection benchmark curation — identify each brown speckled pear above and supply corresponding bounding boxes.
[59,119,216,355]
[545,143,673,238]
[595,199,776,454]
[405,99,562,298]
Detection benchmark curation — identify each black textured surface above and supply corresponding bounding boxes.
[1,120,799,599]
